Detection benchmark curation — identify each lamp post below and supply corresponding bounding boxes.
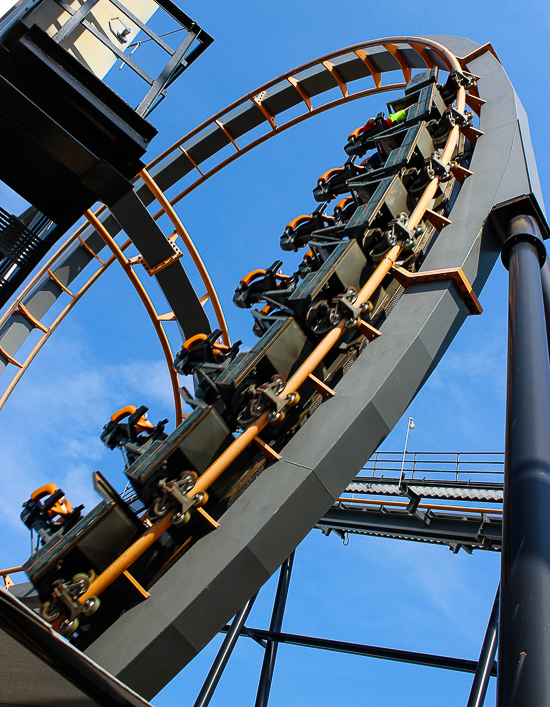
[398,417,415,489]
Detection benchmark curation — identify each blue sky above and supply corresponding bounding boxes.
[1,0,549,705]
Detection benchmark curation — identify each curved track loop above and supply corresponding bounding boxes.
[0,36,468,419]
[87,36,545,697]
[139,169,231,347]
[144,35,462,213]
[81,34,546,699]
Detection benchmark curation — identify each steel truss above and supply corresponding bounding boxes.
[188,454,505,705]
[319,451,504,553]
[193,547,499,707]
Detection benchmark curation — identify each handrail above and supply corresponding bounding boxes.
[336,498,503,515]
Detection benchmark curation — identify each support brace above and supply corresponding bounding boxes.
[390,264,483,315]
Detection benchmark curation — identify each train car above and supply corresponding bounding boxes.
[124,403,255,515]
[20,474,166,644]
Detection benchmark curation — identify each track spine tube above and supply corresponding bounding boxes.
[539,253,550,355]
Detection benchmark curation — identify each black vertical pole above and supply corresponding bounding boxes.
[539,254,550,351]
[498,215,550,707]
[193,594,258,707]
[255,551,295,707]
[467,587,499,707]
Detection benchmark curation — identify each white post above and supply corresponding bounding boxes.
[398,417,415,489]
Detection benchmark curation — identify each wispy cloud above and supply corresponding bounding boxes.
[0,320,180,546]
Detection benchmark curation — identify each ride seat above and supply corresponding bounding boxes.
[101,405,168,466]
[21,483,84,545]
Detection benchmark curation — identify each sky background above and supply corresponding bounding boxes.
[1,0,549,705]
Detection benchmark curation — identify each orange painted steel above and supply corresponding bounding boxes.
[144,36,463,215]
[140,168,231,347]
[51,510,176,631]
[0,37,463,410]
[79,511,175,602]
[85,210,183,426]
[0,566,24,576]
[337,497,503,515]
[146,36,462,172]
[182,85,466,503]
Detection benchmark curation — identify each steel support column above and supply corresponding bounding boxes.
[255,552,294,707]
[193,594,258,707]
[539,255,550,352]
[498,215,550,706]
[467,587,499,707]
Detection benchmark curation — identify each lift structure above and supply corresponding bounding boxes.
[0,18,548,707]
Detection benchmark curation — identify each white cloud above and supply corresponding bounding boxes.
[0,321,180,555]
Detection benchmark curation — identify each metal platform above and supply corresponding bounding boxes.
[317,502,502,553]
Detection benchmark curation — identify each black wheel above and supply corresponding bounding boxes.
[328,307,341,326]
[384,229,398,248]
[231,379,258,417]
[361,228,382,253]
[344,286,358,302]
[70,572,91,596]
[248,397,265,418]
[153,495,172,518]
[146,504,158,521]
[307,300,331,335]
[40,601,60,623]
[236,407,254,427]
[178,471,198,493]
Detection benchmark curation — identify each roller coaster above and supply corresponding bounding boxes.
[18,61,479,646]
[0,14,548,707]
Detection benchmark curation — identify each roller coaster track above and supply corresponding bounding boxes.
[1,33,546,700]
[0,34,486,416]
